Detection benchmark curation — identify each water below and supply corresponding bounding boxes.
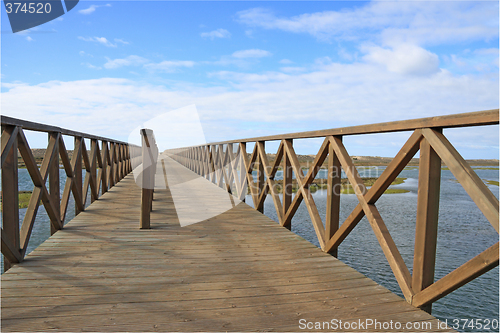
[1,168,92,273]
[246,166,499,331]
[2,166,498,331]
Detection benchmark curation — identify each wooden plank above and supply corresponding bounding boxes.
[1,125,20,270]
[412,242,499,308]
[256,141,284,220]
[324,129,423,253]
[48,132,60,235]
[74,137,83,216]
[108,142,115,188]
[284,140,326,248]
[1,115,133,145]
[329,136,413,301]
[1,125,19,169]
[326,138,340,257]
[422,128,499,232]
[90,139,98,203]
[257,141,265,213]
[412,136,442,313]
[1,155,444,332]
[241,142,259,207]
[283,139,292,229]
[101,141,108,194]
[185,109,498,145]
[1,230,22,265]
[17,130,62,257]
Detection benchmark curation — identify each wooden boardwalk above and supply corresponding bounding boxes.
[1,156,449,332]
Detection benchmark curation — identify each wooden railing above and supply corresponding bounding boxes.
[168,109,499,313]
[1,116,140,271]
[140,129,158,229]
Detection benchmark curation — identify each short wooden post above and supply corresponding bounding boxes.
[326,138,341,257]
[2,125,20,271]
[49,132,61,234]
[412,131,442,314]
[140,129,156,229]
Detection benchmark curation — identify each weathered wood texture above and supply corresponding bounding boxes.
[2,157,450,332]
[167,109,499,312]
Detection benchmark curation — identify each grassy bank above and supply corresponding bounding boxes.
[249,177,409,195]
[0,191,34,209]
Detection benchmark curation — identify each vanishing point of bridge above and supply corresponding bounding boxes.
[1,110,498,331]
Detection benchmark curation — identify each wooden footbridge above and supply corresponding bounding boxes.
[1,110,499,332]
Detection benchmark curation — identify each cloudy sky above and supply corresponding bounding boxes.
[1,1,498,157]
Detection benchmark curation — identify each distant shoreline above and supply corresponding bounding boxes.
[17,149,499,168]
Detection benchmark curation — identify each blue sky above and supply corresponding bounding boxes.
[1,0,499,158]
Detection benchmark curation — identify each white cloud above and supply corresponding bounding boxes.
[279,59,293,64]
[237,2,498,45]
[79,5,97,14]
[363,44,440,75]
[82,63,101,70]
[232,49,272,58]
[104,55,149,69]
[200,29,231,40]
[79,50,93,57]
[114,38,129,45]
[338,48,355,61]
[474,48,499,56]
[26,36,34,42]
[2,59,497,156]
[280,67,306,73]
[78,4,111,15]
[144,60,195,72]
[78,36,117,47]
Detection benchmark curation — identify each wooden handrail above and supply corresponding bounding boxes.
[1,115,131,144]
[140,129,158,229]
[166,109,499,314]
[179,109,498,146]
[1,116,140,271]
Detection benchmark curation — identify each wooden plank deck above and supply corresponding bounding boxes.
[1,156,450,332]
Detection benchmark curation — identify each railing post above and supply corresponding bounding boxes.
[2,125,20,271]
[326,136,341,257]
[283,139,292,229]
[49,132,61,234]
[412,130,442,314]
[101,141,108,194]
[90,139,98,203]
[74,136,83,215]
[240,143,247,203]
[109,142,115,188]
[140,129,157,229]
[210,145,216,184]
[257,141,265,213]
[204,146,210,180]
